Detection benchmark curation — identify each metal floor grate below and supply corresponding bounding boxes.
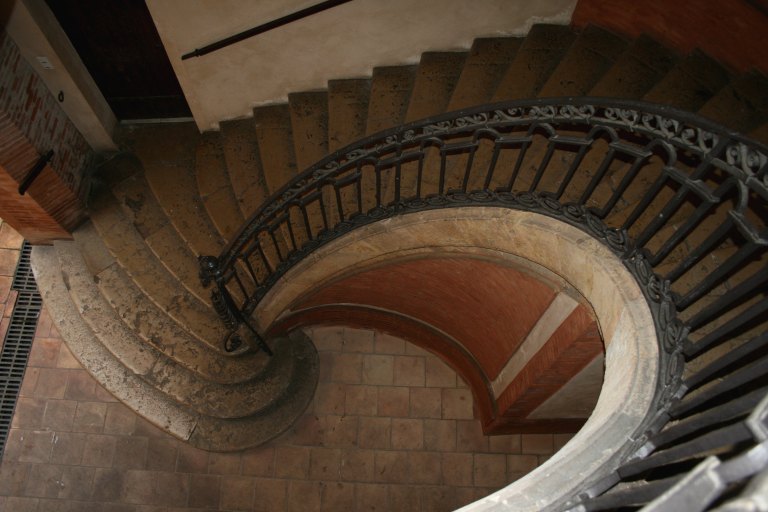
[0,241,41,458]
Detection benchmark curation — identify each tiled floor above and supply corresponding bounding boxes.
[0,315,572,511]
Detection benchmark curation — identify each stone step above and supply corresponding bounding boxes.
[110,172,209,304]
[448,37,522,110]
[493,24,576,101]
[125,123,225,259]
[89,192,227,350]
[195,132,245,242]
[697,72,768,133]
[538,25,629,97]
[73,222,233,375]
[219,118,269,218]
[189,330,318,452]
[366,65,417,135]
[254,103,299,196]
[643,50,731,112]
[328,78,371,151]
[54,241,280,417]
[33,245,319,451]
[32,245,198,441]
[589,34,679,99]
[289,91,329,172]
[405,51,467,122]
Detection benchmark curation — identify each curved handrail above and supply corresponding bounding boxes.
[199,97,768,509]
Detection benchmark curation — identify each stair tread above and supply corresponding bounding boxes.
[110,173,209,303]
[366,65,417,135]
[90,192,226,348]
[643,50,731,111]
[145,223,209,304]
[405,52,467,122]
[328,78,371,151]
[539,25,629,97]
[123,123,225,258]
[448,37,522,110]
[195,132,245,242]
[31,245,199,442]
[190,332,318,451]
[73,229,266,383]
[254,104,299,195]
[697,72,768,133]
[34,245,319,451]
[220,118,270,218]
[94,260,262,383]
[289,91,329,171]
[589,34,679,99]
[492,24,576,101]
[58,239,293,418]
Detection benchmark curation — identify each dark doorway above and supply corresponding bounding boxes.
[44,0,191,120]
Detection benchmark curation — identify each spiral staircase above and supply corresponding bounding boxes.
[31,23,767,510]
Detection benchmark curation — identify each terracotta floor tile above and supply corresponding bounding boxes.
[374,333,406,354]
[287,480,322,512]
[114,436,149,470]
[441,388,474,420]
[57,466,95,500]
[423,419,456,452]
[208,451,242,475]
[358,417,391,450]
[330,352,363,384]
[345,384,378,416]
[253,478,287,512]
[33,368,69,399]
[309,447,341,481]
[220,476,255,511]
[374,450,409,484]
[408,452,442,484]
[241,446,275,477]
[81,434,117,467]
[473,453,507,487]
[392,418,424,450]
[176,443,210,474]
[409,387,441,418]
[73,401,107,433]
[342,327,375,353]
[0,223,23,250]
[50,432,86,465]
[377,386,409,417]
[442,452,473,486]
[521,434,554,454]
[393,356,425,387]
[91,468,124,501]
[275,446,310,479]
[146,437,178,471]
[362,354,394,385]
[340,449,375,482]
[388,484,422,512]
[42,399,78,431]
[321,481,355,510]
[356,482,389,512]
[0,462,30,495]
[188,474,220,508]
[10,397,45,429]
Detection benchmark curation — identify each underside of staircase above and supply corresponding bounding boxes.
[32,23,768,452]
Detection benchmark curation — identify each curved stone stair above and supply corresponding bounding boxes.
[34,22,768,452]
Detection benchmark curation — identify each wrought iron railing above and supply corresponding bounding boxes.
[200,98,767,509]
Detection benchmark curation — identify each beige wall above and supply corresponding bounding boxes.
[145,0,577,131]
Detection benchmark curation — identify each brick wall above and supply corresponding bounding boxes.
[0,30,92,196]
[0,30,92,242]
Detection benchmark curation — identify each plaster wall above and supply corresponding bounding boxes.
[144,0,577,131]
